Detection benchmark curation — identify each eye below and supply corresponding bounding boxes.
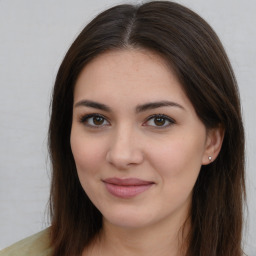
[144,114,175,128]
[80,114,110,128]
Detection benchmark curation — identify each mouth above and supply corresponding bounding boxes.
[103,177,155,199]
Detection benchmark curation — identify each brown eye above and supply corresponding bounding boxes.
[93,116,104,125]
[80,114,110,127]
[154,117,166,126]
[144,114,175,128]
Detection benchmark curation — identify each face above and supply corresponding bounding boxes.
[70,49,211,230]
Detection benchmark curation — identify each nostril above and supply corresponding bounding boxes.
[106,146,144,169]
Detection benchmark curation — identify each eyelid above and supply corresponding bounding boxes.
[78,113,175,129]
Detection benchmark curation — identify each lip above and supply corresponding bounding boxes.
[103,178,154,199]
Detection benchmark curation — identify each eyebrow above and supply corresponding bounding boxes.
[135,101,185,113]
[74,100,185,112]
[74,100,111,112]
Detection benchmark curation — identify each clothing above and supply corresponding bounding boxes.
[0,228,52,256]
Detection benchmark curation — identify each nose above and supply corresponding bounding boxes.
[106,125,144,170]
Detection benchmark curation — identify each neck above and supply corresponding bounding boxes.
[86,213,190,256]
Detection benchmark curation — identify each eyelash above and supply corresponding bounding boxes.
[79,113,175,128]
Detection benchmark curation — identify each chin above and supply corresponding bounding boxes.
[105,215,152,229]
[101,205,161,230]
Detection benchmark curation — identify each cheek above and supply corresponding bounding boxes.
[70,130,107,205]
[70,129,106,177]
[148,134,205,187]
[146,138,204,214]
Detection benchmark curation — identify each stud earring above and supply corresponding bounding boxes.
[208,156,212,161]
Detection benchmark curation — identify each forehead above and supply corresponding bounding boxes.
[73,49,191,109]
[77,49,173,81]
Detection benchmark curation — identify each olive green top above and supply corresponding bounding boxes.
[0,228,52,256]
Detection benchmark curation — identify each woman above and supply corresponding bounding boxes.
[0,1,245,256]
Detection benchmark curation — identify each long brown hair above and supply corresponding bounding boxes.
[48,1,245,255]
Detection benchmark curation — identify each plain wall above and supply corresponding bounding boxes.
[0,0,255,254]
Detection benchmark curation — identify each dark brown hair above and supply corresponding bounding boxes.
[48,1,245,255]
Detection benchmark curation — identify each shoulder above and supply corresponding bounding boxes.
[0,228,52,256]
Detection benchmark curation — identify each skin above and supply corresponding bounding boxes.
[70,49,223,256]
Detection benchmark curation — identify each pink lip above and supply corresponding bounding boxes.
[103,178,154,199]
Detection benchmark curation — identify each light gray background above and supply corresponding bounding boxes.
[0,0,255,254]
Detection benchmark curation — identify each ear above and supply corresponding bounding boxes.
[202,125,225,165]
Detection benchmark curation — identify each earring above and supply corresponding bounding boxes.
[208,156,212,161]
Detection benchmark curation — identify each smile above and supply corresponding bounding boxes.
[103,178,155,199]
